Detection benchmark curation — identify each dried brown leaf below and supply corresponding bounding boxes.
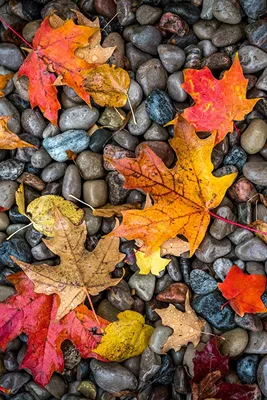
[93,203,141,218]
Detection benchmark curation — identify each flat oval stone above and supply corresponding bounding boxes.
[241,119,267,154]
[146,89,175,125]
[128,101,151,135]
[237,355,259,384]
[0,181,18,209]
[219,328,248,357]
[0,43,24,71]
[41,162,67,183]
[167,71,187,102]
[246,20,267,52]
[62,165,81,201]
[83,180,108,208]
[239,46,267,73]
[212,0,242,24]
[43,130,90,162]
[195,233,231,263]
[235,237,267,261]
[212,23,245,47]
[190,269,217,294]
[76,151,104,180]
[21,108,46,138]
[193,19,220,40]
[130,25,162,55]
[245,331,267,354]
[136,5,162,25]
[59,106,99,131]
[136,59,168,96]
[239,0,266,19]
[243,161,267,185]
[128,271,156,301]
[0,159,24,180]
[158,44,186,73]
[164,3,200,24]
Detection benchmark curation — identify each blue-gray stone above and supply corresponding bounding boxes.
[240,0,266,19]
[237,355,259,384]
[192,292,236,331]
[43,130,90,162]
[146,89,175,126]
[0,159,24,180]
[190,269,217,294]
[0,239,32,268]
[223,146,247,171]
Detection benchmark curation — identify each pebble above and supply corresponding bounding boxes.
[158,44,185,73]
[83,180,108,208]
[95,0,116,19]
[167,71,187,103]
[201,0,215,19]
[126,43,153,72]
[213,258,234,280]
[25,226,43,247]
[0,213,9,231]
[219,328,248,357]
[189,269,217,294]
[239,0,266,19]
[128,101,152,135]
[106,171,129,205]
[41,162,66,183]
[107,280,134,311]
[0,44,24,71]
[139,347,161,381]
[0,97,21,135]
[42,123,60,139]
[0,238,31,268]
[117,0,136,26]
[59,106,99,131]
[212,0,242,24]
[239,46,267,73]
[97,299,120,322]
[136,59,167,96]
[0,159,24,181]
[245,331,267,354]
[22,19,42,43]
[241,119,267,154]
[257,355,267,396]
[130,26,162,55]
[99,107,125,130]
[103,145,134,171]
[0,372,31,394]
[124,79,143,111]
[0,181,18,210]
[62,165,81,201]
[235,237,267,261]
[228,178,257,204]
[6,224,27,239]
[90,360,138,393]
[136,5,162,25]
[192,292,236,330]
[21,109,46,138]
[76,151,104,180]
[246,20,267,52]
[183,343,205,376]
[144,122,169,141]
[209,206,236,240]
[16,134,39,163]
[202,52,231,70]
[246,261,265,276]
[223,145,247,171]
[149,326,173,355]
[198,39,217,57]
[256,67,267,91]
[135,141,175,167]
[193,19,220,40]
[128,272,156,301]
[89,129,113,153]
[237,355,259,384]
[31,149,52,169]
[146,90,174,126]
[235,313,263,332]
[83,208,101,236]
[195,234,231,263]
[0,285,15,302]
[159,12,189,36]
[212,23,245,47]
[156,282,188,304]
[113,130,139,151]
[164,3,200,25]
[43,130,90,162]
[45,375,67,399]
[167,258,182,282]
[31,242,55,260]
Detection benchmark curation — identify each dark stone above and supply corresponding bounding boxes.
[239,0,266,19]
[0,159,24,180]
[152,355,176,385]
[89,129,113,153]
[9,206,29,224]
[164,3,200,24]
[10,0,42,21]
[189,269,217,295]
[0,372,31,394]
[237,355,259,384]
[167,30,198,48]
[159,12,189,36]
[246,20,267,52]
[223,146,247,171]
[0,239,32,268]
[146,90,175,126]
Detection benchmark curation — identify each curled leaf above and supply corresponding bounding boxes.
[0,116,37,150]
[93,203,141,218]
[15,184,25,215]
[0,73,14,97]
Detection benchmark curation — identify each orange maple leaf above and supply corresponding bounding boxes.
[0,116,37,150]
[0,73,14,97]
[218,265,267,317]
[181,54,259,144]
[107,118,237,256]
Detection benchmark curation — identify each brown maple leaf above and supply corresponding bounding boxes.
[12,208,125,319]
[0,116,37,150]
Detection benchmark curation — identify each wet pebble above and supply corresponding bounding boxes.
[126,43,152,72]
[245,331,267,354]
[228,177,258,203]
[107,280,134,311]
[0,181,18,209]
[195,234,231,263]
[219,328,248,357]
[223,146,247,171]
[0,238,31,267]
[0,159,24,181]
[0,44,24,71]
[128,101,151,135]
[89,129,113,153]
[59,106,99,131]
[156,282,188,304]
[212,0,241,24]
[62,165,81,201]
[117,0,136,26]
[239,46,267,73]
[139,347,161,381]
[159,12,189,36]
[210,206,236,240]
[41,162,66,183]
[21,109,46,138]
[257,355,267,396]
[241,119,267,154]
[146,89,174,125]
[213,257,234,280]
[130,26,162,55]
[237,355,259,384]
[246,20,267,52]
[124,79,143,111]
[235,237,267,261]
[240,0,266,19]
[189,269,217,294]
[113,130,139,151]
[136,5,162,25]
[164,3,200,25]
[31,242,55,260]
[149,326,173,355]
[99,107,125,130]
[212,23,245,47]
[83,180,108,208]
[193,19,220,40]
[144,122,169,141]
[76,151,104,180]
[158,45,185,73]
[0,372,31,394]
[129,272,156,301]
[107,169,130,204]
[136,59,167,96]
[235,313,263,332]
[167,71,187,102]
[31,149,52,169]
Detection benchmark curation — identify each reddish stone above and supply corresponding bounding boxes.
[135,141,175,168]
[156,283,188,304]
[159,12,189,37]
[228,177,258,203]
[95,0,116,19]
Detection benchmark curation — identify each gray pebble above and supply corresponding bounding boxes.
[149,325,173,355]
[41,162,67,183]
[167,71,187,103]
[228,228,254,245]
[124,79,143,111]
[235,237,267,261]
[190,269,217,294]
[136,59,167,96]
[239,46,267,73]
[107,280,134,311]
[235,313,263,332]
[6,224,27,239]
[117,0,136,26]
[158,45,185,73]
[126,43,152,72]
[136,5,162,25]
[42,123,60,139]
[0,181,18,209]
[59,106,99,131]
[0,285,15,302]
[245,331,267,354]
[76,151,104,180]
[212,0,242,24]
[213,258,234,280]
[25,225,43,247]
[0,213,9,231]
[0,159,24,180]
[243,161,267,185]
[13,73,29,102]
[219,328,248,357]
[83,208,101,236]
[62,165,81,201]
[130,25,162,55]
[241,119,267,154]
[31,242,55,261]
[129,272,156,301]
[201,0,215,19]
[31,149,52,169]
[246,261,265,275]
[193,19,220,40]
[139,347,161,382]
[240,0,266,19]
[0,372,31,394]
[113,130,139,151]
[45,375,67,399]
[106,171,129,205]
[128,101,151,135]
[0,97,20,135]
[212,23,245,47]
[198,39,217,57]
[209,206,236,240]
[21,109,46,138]
[83,180,108,208]
[0,43,24,71]
[144,122,168,141]
[195,233,231,263]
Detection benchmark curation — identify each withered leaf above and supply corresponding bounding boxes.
[93,203,141,218]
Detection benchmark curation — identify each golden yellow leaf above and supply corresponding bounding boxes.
[0,116,37,150]
[15,184,25,215]
[12,208,125,320]
[94,310,154,362]
[160,237,190,257]
[0,73,14,97]
[250,220,267,244]
[27,195,84,237]
[136,247,170,275]
[155,291,204,353]
[93,203,141,218]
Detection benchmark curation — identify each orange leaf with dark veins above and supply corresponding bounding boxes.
[181,54,259,144]
[0,272,108,386]
[218,265,267,317]
[107,117,237,256]
[18,17,98,125]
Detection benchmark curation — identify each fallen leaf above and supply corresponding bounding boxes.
[192,370,222,400]
[0,116,37,150]
[214,382,260,400]
[83,64,130,108]
[15,183,25,215]
[181,54,259,144]
[136,247,171,275]
[155,291,205,352]
[250,219,267,244]
[26,195,84,237]
[259,193,267,207]
[160,236,190,256]
[94,310,154,362]
[107,117,237,256]
[66,149,77,161]
[0,272,108,386]
[218,265,267,317]
[93,202,141,218]
[0,73,14,97]
[12,208,124,319]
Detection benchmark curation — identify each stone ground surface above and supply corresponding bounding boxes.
[1,0,267,398]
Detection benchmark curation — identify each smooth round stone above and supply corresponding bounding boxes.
[241,119,267,154]
[256,67,267,91]
[195,234,231,263]
[128,101,151,135]
[0,159,24,181]
[0,67,14,96]
[237,355,259,384]
[193,19,220,40]
[139,347,161,382]
[130,25,162,55]
[158,44,185,73]
[135,141,174,167]
[45,375,67,398]
[246,20,267,52]
[62,165,81,201]
[25,226,42,247]
[117,0,136,26]
[124,79,143,111]
[149,326,173,355]
[128,271,156,301]
[82,208,101,236]
[219,328,248,357]
[13,73,29,102]
[136,5,162,25]
[144,122,169,141]
[0,213,9,231]
[213,258,234,280]
[42,122,60,139]
[212,0,241,24]
[167,71,187,103]
[239,46,267,73]
[107,171,129,205]
[107,280,134,311]
[22,19,42,43]
[41,162,67,183]
[126,43,153,72]
[21,109,46,138]
[201,0,216,19]
[164,3,200,25]
[90,360,138,393]
[0,181,18,210]
[246,261,265,275]
[257,355,267,396]
[0,285,15,302]
[246,331,267,354]
[98,107,125,130]
[59,106,99,131]
[0,372,31,395]
[202,52,231,70]
[0,238,31,267]
[0,97,21,135]
[31,149,52,169]
[198,40,217,57]
[136,59,168,96]
[189,269,217,294]
[95,0,116,18]
[15,134,39,163]
[6,224,27,239]
[243,161,267,185]
[146,89,175,126]
[212,23,245,47]
[104,145,135,171]
[78,381,96,399]
[43,130,90,162]
[76,151,104,180]
[240,0,266,19]
[167,258,182,281]
[192,292,236,330]
[89,129,113,153]
[0,43,24,71]
[113,130,139,151]
[97,299,120,322]
[210,206,236,240]
[235,237,267,261]
[223,146,247,171]
[123,357,141,378]
[83,180,108,208]
[235,313,263,332]
[31,242,55,260]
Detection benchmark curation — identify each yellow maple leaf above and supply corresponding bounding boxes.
[136,247,171,275]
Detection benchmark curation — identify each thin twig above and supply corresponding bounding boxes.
[69,194,95,211]
[6,222,33,241]
[127,94,137,125]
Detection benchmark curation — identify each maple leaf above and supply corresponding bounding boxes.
[250,219,267,244]
[155,291,205,352]
[93,202,141,218]
[12,208,125,319]
[160,236,190,256]
[181,54,259,144]
[0,272,108,386]
[94,310,154,362]
[218,265,267,317]
[107,117,237,256]
[0,73,14,97]
[0,116,37,150]
[136,247,171,275]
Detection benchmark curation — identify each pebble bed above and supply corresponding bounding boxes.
[1,0,267,398]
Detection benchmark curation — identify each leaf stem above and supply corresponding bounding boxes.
[0,17,34,50]
[209,211,267,236]
[6,222,33,241]
[233,122,241,136]
[68,195,95,211]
